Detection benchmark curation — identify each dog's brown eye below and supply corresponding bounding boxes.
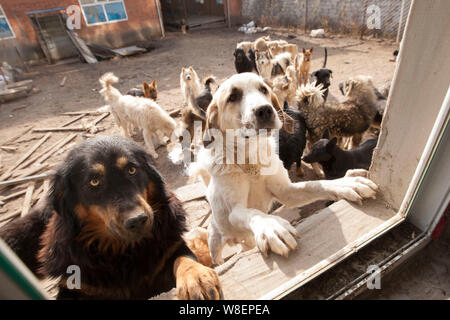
[228,93,238,103]
[260,86,268,95]
[90,178,100,187]
[128,167,136,175]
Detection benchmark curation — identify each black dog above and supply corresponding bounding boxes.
[0,136,221,300]
[311,48,332,101]
[234,48,257,74]
[302,137,377,179]
[278,102,307,176]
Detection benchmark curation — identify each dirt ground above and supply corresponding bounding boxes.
[2,27,446,300]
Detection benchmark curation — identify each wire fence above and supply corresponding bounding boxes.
[241,0,413,41]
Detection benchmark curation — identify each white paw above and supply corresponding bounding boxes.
[250,215,299,258]
[325,173,378,204]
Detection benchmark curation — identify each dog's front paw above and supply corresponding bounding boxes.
[250,215,299,258]
[175,257,222,300]
[325,174,378,205]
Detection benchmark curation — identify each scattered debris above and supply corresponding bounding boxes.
[344,60,352,64]
[60,76,67,87]
[21,182,35,217]
[310,29,325,38]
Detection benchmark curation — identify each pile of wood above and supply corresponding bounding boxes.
[0,111,110,226]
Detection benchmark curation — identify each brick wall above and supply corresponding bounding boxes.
[0,0,162,64]
[239,0,412,37]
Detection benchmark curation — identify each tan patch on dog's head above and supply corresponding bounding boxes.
[91,163,105,175]
[116,156,128,169]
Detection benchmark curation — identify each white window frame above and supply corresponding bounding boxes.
[0,5,16,40]
[78,0,128,27]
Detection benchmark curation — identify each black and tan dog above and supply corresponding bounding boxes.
[0,136,221,300]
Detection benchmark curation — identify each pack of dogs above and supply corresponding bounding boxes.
[0,34,392,300]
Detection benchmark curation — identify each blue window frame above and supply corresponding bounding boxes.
[0,6,15,40]
[79,0,128,26]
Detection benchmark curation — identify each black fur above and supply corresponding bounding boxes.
[126,87,144,97]
[302,137,377,179]
[278,103,307,172]
[0,136,196,299]
[311,68,333,101]
[234,48,257,74]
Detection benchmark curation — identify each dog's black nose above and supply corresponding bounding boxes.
[255,105,274,122]
[125,214,148,232]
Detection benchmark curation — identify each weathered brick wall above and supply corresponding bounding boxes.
[0,0,161,64]
[240,0,411,37]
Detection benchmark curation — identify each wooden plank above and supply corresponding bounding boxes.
[32,127,85,133]
[91,112,109,126]
[21,182,35,217]
[154,199,398,300]
[19,136,69,169]
[215,199,397,300]
[61,113,87,127]
[0,172,55,189]
[0,189,27,202]
[12,164,49,180]
[0,133,51,181]
[0,126,33,146]
[173,182,206,202]
[35,134,77,165]
[61,111,104,116]
[0,209,21,224]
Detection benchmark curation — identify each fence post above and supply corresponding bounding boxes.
[304,0,308,33]
[396,0,406,43]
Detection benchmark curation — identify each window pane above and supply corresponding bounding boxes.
[104,2,127,21]
[83,5,107,24]
[0,17,13,39]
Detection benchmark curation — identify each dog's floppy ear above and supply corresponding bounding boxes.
[49,164,79,235]
[137,149,169,201]
[271,90,294,134]
[203,100,219,147]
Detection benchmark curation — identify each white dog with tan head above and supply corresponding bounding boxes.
[191,72,378,265]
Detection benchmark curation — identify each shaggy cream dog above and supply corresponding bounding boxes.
[99,73,176,159]
[191,73,378,264]
[180,66,202,107]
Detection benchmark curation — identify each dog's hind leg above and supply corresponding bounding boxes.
[143,128,159,159]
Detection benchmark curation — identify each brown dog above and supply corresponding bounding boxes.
[299,47,313,86]
[143,80,158,100]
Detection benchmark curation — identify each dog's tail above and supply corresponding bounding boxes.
[322,48,328,68]
[187,92,207,120]
[99,72,121,102]
[203,75,216,87]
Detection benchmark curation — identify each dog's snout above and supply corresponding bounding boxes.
[255,105,274,122]
[125,214,148,232]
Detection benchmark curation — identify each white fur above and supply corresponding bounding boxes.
[180,66,202,106]
[99,72,176,159]
[192,73,379,264]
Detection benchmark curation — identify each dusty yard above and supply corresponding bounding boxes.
[6,27,447,300]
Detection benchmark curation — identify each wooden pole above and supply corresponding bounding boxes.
[304,0,309,34]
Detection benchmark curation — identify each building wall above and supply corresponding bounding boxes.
[0,0,162,65]
[239,0,411,37]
